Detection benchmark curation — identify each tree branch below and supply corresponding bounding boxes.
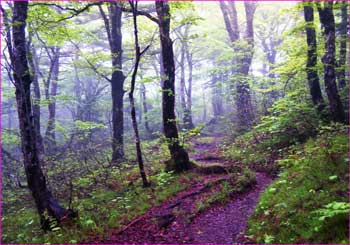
[29,2,100,23]
[121,6,159,25]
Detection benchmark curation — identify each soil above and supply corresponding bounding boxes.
[96,135,272,244]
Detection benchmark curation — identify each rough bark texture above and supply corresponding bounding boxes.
[156,1,192,172]
[100,3,125,161]
[11,1,74,229]
[337,3,348,89]
[318,2,346,123]
[303,4,325,108]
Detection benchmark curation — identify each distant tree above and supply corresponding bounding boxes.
[156,1,192,172]
[175,24,194,129]
[303,3,325,110]
[99,2,126,161]
[219,1,257,132]
[9,1,74,229]
[26,33,45,157]
[43,47,60,152]
[317,1,345,123]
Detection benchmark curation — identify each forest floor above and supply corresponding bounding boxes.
[95,135,272,244]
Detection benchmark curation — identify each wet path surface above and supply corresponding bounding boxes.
[96,136,272,244]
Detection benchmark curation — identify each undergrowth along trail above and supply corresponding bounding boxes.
[96,135,272,244]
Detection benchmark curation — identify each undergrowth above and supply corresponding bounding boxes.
[1,138,191,244]
[247,125,349,244]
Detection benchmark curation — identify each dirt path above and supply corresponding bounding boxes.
[100,136,272,244]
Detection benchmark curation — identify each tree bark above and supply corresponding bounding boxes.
[318,2,346,123]
[156,1,192,172]
[44,47,60,152]
[220,1,256,132]
[236,2,256,131]
[140,82,152,134]
[27,33,45,157]
[337,2,348,89]
[129,1,150,187]
[179,38,187,128]
[303,3,325,109]
[184,27,194,129]
[99,3,125,161]
[11,1,74,229]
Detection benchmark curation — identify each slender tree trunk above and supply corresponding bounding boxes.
[99,3,125,161]
[303,3,325,109]
[184,33,194,129]
[140,82,152,134]
[156,0,192,172]
[318,2,346,123]
[179,40,187,128]
[211,75,224,118]
[11,1,74,229]
[45,48,60,152]
[27,33,45,157]
[129,1,150,187]
[337,3,348,89]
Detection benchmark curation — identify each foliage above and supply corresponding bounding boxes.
[247,125,349,244]
[223,94,320,166]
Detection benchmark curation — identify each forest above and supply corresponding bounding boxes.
[1,0,349,244]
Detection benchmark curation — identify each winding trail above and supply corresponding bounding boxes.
[100,135,272,244]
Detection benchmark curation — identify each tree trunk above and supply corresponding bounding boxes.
[235,2,256,132]
[129,0,149,187]
[318,2,346,123]
[45,48,60,152]
[179,39,187,128]
[27,33,45,157]
[100,3,126,161]
[140,82,152,134]
[303,3,325,109]
[211,75,224,118]
[184,32,194,129]
[337,2,348,89]
[156,1,192,172]
[220,1,256,132]
[11,1,74,229]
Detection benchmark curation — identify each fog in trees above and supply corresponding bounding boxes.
[1,1,348,244]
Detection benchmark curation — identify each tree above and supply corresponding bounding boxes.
[219,1,256,132]
[303,2,324,109]
[26,33,45,157]
[129,0,150,187]
[99,2,126,161]
[317,1,345,123]
[43,47,60,152]
[336,2,348,89]
[10,1,74,229]
[156,1,192,172]
[175,24,195,129]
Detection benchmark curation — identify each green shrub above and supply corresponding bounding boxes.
[247,125,349,244]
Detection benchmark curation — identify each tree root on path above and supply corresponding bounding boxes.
[116,215,146,235]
